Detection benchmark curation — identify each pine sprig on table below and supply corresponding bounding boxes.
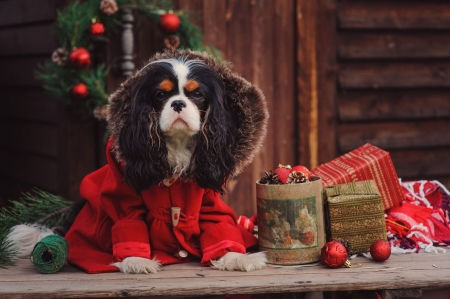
[0,227,17,268]
[0,189,72,268]
[0,189,72,230]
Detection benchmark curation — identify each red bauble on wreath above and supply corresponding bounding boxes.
[69,48,91,69]
[72,83,89,100]
[321,241,349,268]
[90,22,105,36]
[370,240,391,262]
[160,12,180,33]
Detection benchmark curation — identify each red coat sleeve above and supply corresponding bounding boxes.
[99,138,150,262]
[198,189,246,265]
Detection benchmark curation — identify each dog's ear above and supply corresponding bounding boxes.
[190,72,237,194]
[118,73,170,195]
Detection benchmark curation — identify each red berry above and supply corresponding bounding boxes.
[292,165,311,179]
[71,83,89,100]
[274,167,292,184]
[90,22,105,36]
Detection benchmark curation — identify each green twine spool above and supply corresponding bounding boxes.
[30,235,68,274]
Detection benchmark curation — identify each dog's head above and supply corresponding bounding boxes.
[108,50,268,195]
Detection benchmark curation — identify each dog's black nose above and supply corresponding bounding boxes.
[171,100,186,113]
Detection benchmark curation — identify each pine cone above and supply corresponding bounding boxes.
[51,48,68,65]
[100,0,118,16]
[287,171,308,184]
[259,170,282,185]
[336,239,353,255]
[164,35,180,49]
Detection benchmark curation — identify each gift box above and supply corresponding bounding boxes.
[311,143,403,210]
[324,180,387,253]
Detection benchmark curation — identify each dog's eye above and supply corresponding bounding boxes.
[155,91,166,99]
[192,90,202,98]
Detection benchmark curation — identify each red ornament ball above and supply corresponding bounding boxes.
[72,83,89,100]
[292,165,311,179]
[160,13,180,33]
[274,165,292,184]
[90,22,105,36]
[370,240,391,262]
[69,48,91,69]
[321,241,348,268]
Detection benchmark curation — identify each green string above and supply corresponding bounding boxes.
[30,235,68,274]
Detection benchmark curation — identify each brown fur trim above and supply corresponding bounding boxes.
[107,49,269,174]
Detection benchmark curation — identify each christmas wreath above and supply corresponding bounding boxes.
[36,0,219,115]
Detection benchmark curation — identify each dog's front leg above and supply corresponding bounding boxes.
[211,252,267,272]
[112,257,161,274]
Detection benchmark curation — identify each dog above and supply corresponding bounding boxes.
[10,50,269,274]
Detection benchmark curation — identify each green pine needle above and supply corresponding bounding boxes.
[0,189,72,230]
[0,227,17,269]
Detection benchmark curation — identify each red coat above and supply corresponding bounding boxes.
[65,139,257,274]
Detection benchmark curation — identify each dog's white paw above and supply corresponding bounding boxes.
[211,252,267,272]
[112,257,161,274]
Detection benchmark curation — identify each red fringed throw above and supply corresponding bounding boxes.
[386,180,450,253]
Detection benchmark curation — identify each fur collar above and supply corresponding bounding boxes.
[107,49,269,177]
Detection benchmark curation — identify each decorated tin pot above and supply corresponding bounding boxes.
[256,176,325,265]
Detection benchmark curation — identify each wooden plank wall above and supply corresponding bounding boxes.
[0,0,100,205]
[336,1,450,188]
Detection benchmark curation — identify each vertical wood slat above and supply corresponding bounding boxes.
[317,0,338,165]
[297,0,319,169]
[297,0,338,168]
[273,0,297,166]
[202,1,227,54]
[223,0,253,215]
[249,0,275,216]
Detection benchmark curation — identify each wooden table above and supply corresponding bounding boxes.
[1,252,449,299]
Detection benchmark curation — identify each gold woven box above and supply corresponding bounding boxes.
[324,180,387,253]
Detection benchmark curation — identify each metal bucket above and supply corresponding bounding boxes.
[256,176,325,265]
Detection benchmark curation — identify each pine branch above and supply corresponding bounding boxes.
[0,227,17,269]
[0,189,70,268]
[36,206,72,226]
[0,189,71,229]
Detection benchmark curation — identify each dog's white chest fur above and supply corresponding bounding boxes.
[164,131,195,174]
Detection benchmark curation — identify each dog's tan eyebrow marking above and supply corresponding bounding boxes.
[184,80,199,92]
[159,80,174,92]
